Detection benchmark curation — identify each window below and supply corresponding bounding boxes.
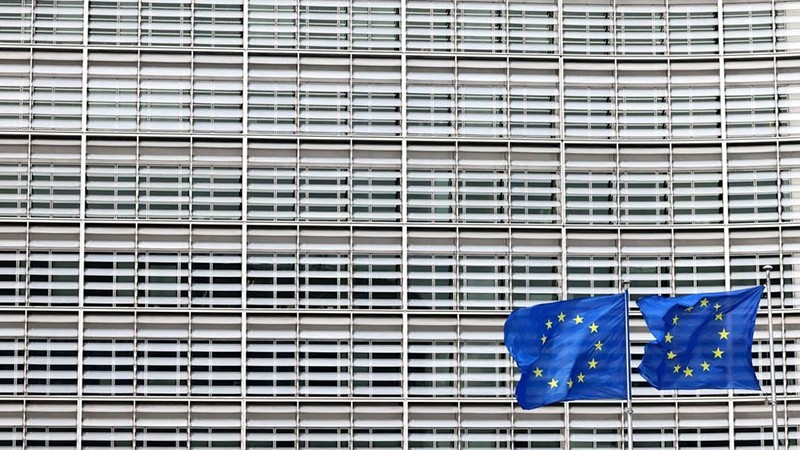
[193,54,244,133]
[564,62,615,139]
[298,316,350,396]
[28,226,79,307]
[457,60,507,137]
[409,318,457,397]
[458,232,508,310]
[0,1,32,43]
[352,57,402,135]
[299,0,349,50]
[728,144,779,223]
[84,226,136,307]
[298,229,350,309]
[508,0,558,54]
[140,0,191,46]
[248,0,297,48]
[406,1,454,52]
[248,140,297,221]
[674,231,726,294]
[0,138,28,217]
[459,319,509,397]
[299,56,350,134]
[352,316,402,396]
[510,145,560,223]
[616,4,666,55]
[564,146,617,224]
[617,63,668,139]
[725,59,777,138]
[670,61,722,139]
[668,1,719,55]
[31,51,82,130]
[352,0,400,51]
[247,227,297,308]
[566,232,618,298]
[136,227,190,307]
[723,2,773,54]
[352,229,402,309]
[407,58,456,136]
[246,315,297,396]
[33,0,83,44]
[0,50,30,129]
[137,140,191,219]
[457,0,505,53]
[192,142,242,220]
[458,146,507,223]
[511,231,562,308]
[352,144,401,222]
[136,315,189,396]
[88,0,138,45]
[194,0,243,47]
[672,145,724,224]
[191,227,242,308]
[87,52,138,132]
[408,230,456,310]
[299,143,349,221]
[248,55,298,134]
[86,139,137,218]
[407,145,456,222]
[563,0,613,54]
[191,316,242,395]
[619,147,670,224]
[509,61,560,138]
[27,314,79,395]
[139,53,192,132]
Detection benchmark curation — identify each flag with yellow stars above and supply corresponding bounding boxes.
[504,293,628,410]
[637,285,764,391]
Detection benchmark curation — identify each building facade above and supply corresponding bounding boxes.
[0,0,799,448]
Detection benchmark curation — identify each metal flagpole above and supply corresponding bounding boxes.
[763,265,779,449]
[622,280,633,450]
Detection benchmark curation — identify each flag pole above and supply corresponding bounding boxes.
[763,264,779,450]
[622,279,633,450]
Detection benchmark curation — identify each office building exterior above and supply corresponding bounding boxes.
[0,0,799,447]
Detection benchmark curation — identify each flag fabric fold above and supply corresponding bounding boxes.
[504,293,628,410]
[637,285,764,391]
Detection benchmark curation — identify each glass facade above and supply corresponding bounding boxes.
[0,0,798,448]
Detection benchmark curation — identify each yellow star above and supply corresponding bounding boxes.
[548,378,558,389]
[588,322,599,333]
[573,315,584,325]
[541,334,548,344]
[715,312,723,321]
[701,361,710,371]
[673,363,681,373]
[567,379,574,389]
[533,367,543,377]
[664,332,673,343]
[667,351,677,360]
[588,359,598,369]
[714,302,722,311]
[713,347,724,359]
[672,315,679,325]
[700,299,709,308]
[577,373,585,383]
[545,320,553,330]
[718,329,729,340]
[594,340,604,351]
[684,306,694,312]
[557,312,566,322]
[683,366,693,377]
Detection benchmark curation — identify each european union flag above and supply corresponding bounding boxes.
[637,286,764,391]
[504,293,628,410]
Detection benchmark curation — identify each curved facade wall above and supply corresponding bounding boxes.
[0,0,799,448]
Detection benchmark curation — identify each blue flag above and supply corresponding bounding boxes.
[504,293,628,410]
[637,286,764,391]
